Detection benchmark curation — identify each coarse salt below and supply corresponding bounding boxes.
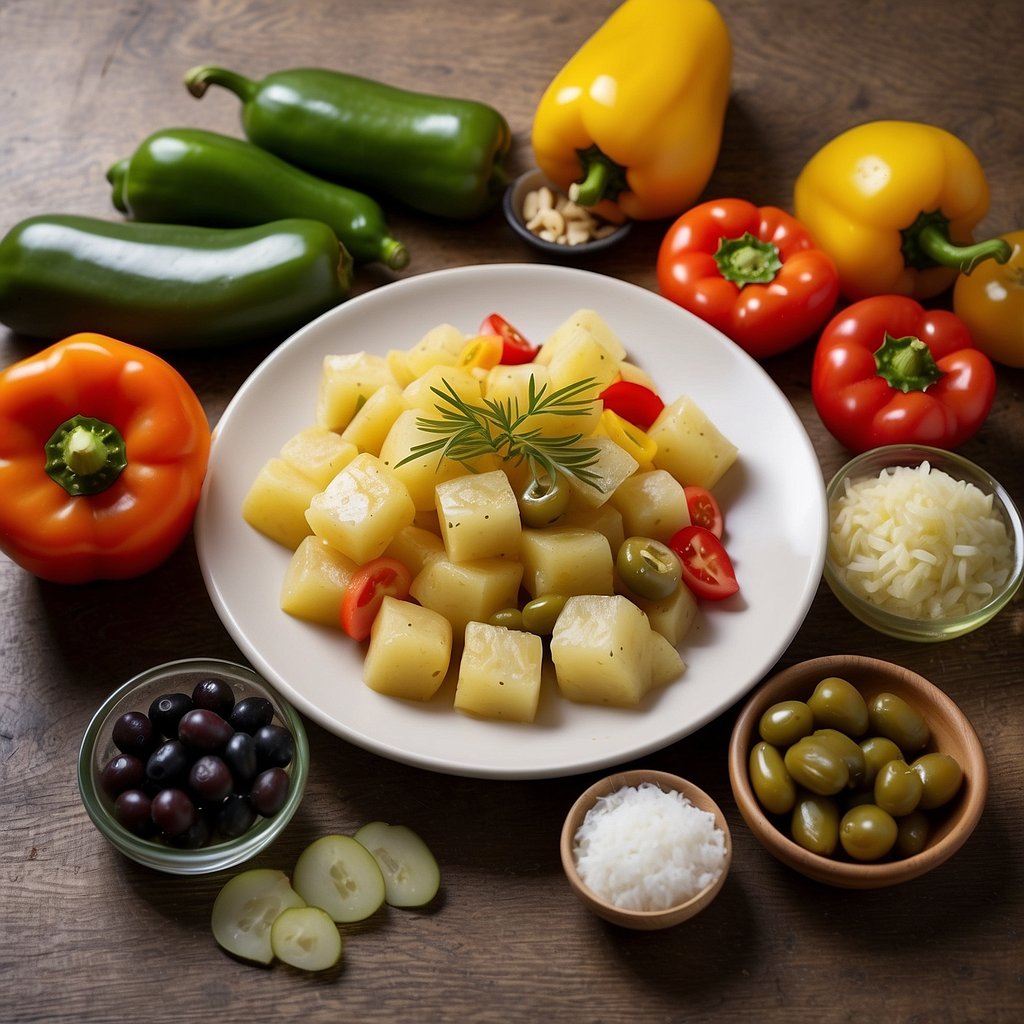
[573,783,727,911]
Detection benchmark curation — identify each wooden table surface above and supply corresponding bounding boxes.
[2,2,1022,1021]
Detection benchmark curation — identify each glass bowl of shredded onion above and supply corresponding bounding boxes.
[560,769,731,930]
[824,445,1023,642]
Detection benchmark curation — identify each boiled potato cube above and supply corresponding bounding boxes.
[628,583,699,646]
[279,426,358,490]
[537,309,627,365]
[549,594,654,707]
[520,526,614,599]
[436,470,521,563]
[386,348,417,388]
[316,352,397,432]
[340,385,408,456]
[565,436,639,508]
[242,458,319,549]
[409,557,523,637]
[544,329,620,395]
[305,452,416,564]
[402,364,482,413]
[363,597,453,701]
[454,622,543,723]
[649,631,686,689]
[649,395,738,489]
[616,361,658,391]
[609,470,690,543]
[404,323,466,377]
[384,525,446,576]
[562,501,625,555]
[280,536,359,626]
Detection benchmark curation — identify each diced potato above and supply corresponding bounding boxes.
[615,361,658,391]
[628,583,699,646]
[378,409,483,511]
[562,501,625,556]
[454,622,544,723]
[402,363,483,413]
[279,426,358,490]
[549,595,655,707]
[363,597,453,701]
[564,436,639,508]
[316,352,397,432]
[649,395,738,489]
[280,536,359,626]
[544,329,620,395]
[386,348,417,388]
[485,361,602,440]
[242,457,319,549]
[648,630,686,689]
[536,309,627,365]
[384,524,446,576]
[404,323,466,377]
[409,557,523,637]
[435,470,521,563]
[305,452,416,564]
[520,526,614,599]
[609,469,690,543]
[340,385,409,456]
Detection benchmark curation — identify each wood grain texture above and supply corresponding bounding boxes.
[1,1,1022,1021]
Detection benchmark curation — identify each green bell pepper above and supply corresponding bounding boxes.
[184,64,512,220]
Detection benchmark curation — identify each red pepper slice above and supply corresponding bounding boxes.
[340,556,413,641]
[810,295,996,452]
[683,485,723,539]
[598,380,665,430]
[478,313,539,365]
[656,198,840,359]
[669,525,739,601]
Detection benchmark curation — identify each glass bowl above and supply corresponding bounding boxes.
[824,444,1023,641]
[728,655,987,889]
[560,769,731,929]
[503,168,631,258]
[78,657,308,875]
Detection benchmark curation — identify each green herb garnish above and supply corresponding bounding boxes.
[396,374,603,488]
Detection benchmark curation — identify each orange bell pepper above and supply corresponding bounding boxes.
[0,333,211,583]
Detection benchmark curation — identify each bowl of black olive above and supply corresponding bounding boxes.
[78,657,308,875]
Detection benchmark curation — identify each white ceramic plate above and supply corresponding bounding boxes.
[196,264,826,779]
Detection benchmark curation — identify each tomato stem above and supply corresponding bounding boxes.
[714,232,783,286]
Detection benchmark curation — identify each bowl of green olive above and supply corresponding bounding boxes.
[727,655,987,888]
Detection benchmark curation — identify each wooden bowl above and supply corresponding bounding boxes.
[560,769,731,929]
[728,655,987,888]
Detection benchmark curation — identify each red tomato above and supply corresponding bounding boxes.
[598,380,665,430]
[683,485,723,539]
[479,313,539,365]
[340,557,413,641]
[669,525,739,601]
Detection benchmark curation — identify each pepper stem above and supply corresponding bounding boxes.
[874,333,944,394]
[902,210,1012,274]
[714,232,783,287]
[568,146,630,208]
[45,415,127,496]
[183,65,258,102]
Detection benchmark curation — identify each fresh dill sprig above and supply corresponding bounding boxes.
[395,374,603,487]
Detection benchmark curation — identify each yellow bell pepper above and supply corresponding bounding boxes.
[793,120,1011,301]
[530,0,731,222]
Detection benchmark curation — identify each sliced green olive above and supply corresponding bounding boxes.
[839,803,898,861]
[873,759,923,817]
[911,751,963,809]
[867,692,930,753]
[489,607,524,630]
[783,735,850,796]
[521,593,568,635]
[859,736,904,787]
[790,792,840,855]
[896,810,931,857]
[749,740,796,815]
[807,676,869,736]
[616,536,681,600]
[758,699,814,747]
[518,467,570,528]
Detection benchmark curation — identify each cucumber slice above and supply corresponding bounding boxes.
[270,905,343,972]
[211,868,305,965]
[292,834,386,923]
[354,822,441,908]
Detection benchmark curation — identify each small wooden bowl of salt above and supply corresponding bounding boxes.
[561,769,731,930]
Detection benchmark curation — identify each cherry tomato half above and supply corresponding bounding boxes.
[479,313,539,365]
[598,380,665,430]
[340,556,413,641]
[669,525,739,601]
[683,485,724,539]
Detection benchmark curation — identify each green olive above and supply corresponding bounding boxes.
[839,804,898,862]
[896,811,931,857]
[758,700,814,747]
[807,676,869,736]
[859,736,904,787]
[867,692,930,753]
[873,759,923,817]
[521,593,568,635]
[790,792,840,855]
[911,752,963,810]
[518,468,570,528]
[783,735,850,796]
[813,729,866,789]
[749,741,796,815]
[615,536,681,601]
[488,607,524,630]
